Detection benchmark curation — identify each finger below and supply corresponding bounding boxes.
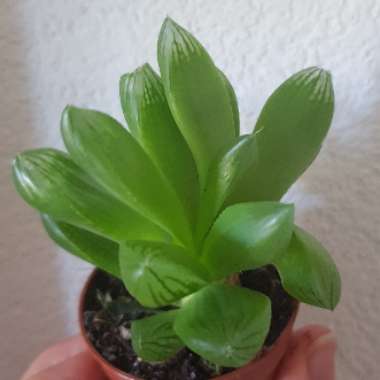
[307,332,336,380]
[274,326,337,380]
[292,324,332,342]
[21,336,87,379]
[275,331,311,379]
[294,326,337,380]
[23,351,106,380]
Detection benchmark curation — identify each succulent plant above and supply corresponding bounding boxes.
[12,18,341,368]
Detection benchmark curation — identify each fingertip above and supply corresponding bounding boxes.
[292,324,333,343]
[308,331,337,356]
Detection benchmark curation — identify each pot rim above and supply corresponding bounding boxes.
[79,269,299,380]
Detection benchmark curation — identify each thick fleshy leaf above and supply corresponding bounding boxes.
[228,67,334,203]
[12,148,166,242]
[219,69,240,137]
[158,18,236,186]
[274,226,341,310]
[196,135,257,244]
[202,202,294,279]
[61,106,192,246]
[41,214,120,278]
[119,241,209,307]
[174,284,271,367]
[131,310,183,362]
[120,64,199,224]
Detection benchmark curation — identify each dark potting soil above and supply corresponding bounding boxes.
[83,265,295,380]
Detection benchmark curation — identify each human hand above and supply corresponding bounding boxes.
[21,325,336,380]
[21,336,106,380]
[273,325,336,380]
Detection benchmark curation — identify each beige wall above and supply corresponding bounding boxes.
[1,1,379,379]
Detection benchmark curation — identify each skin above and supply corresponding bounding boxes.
[21,326,336,380]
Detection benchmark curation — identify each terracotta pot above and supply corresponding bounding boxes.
[79,270,299,380]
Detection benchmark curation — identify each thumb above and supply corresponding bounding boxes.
[275,326,336,380]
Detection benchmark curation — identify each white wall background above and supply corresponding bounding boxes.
[1,1,379,379]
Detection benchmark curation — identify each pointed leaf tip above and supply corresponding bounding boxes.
[292,67,334,103]
[161,17,180,34]
[227,66,334,203]
[163,16,175,27]
[12,148,167,242]
[157,18,236,186]
[119,62,199,227]
[274,226,341,310]
[62,104,79,120]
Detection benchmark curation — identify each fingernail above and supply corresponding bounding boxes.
[308,332,337,380]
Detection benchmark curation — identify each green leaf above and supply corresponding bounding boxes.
[174,284,271,367]
[219,69,240,137]
[202,202,294,279]
[61,106,192,246]
[119,241,209,308]
[196,135,257,244]
[274,226,341,310]
[228,67,334,203]
[158,18,236,186]
[120,63,199,225]
[131,310,183,362]
[12,148,166,242]
[41,214,120,278]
